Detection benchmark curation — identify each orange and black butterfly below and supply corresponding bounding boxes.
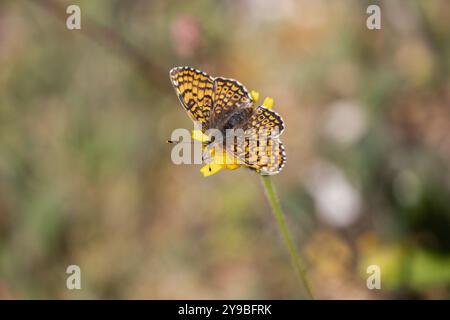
[169,66,286,175]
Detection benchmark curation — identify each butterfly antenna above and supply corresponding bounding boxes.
[166,139,210,145]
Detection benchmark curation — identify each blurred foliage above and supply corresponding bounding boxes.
[0,0,449,299]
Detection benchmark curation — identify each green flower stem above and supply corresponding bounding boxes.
[260,176,314,299]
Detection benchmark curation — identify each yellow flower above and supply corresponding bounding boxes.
[200,153,240,177]
[193,91,275,177]
[192,130,241,176]
[199,148,241,177]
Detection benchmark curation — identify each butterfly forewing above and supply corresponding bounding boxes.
[211,77,253,129]
[169,67,214,131]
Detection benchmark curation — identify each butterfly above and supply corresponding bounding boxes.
[169,66,286,175]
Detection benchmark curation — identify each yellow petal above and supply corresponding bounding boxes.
[213,150,226,165]
[224,163,240,170]
[262,96,274,109]
[192,130,210,142]
[213,150,238,165]
[200,162,223,177]
[251,90,260,103]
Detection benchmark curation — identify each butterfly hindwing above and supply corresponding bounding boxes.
[169,67,214,131]
[256,138,286,175]
[240,105,285,137]
[229,134,286,175]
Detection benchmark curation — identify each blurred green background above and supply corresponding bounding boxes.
[0,0,449,299]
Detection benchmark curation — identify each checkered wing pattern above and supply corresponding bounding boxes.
[240,106,284,137]
[229,134,286,175]
[169,67,214,131]
[211,77,253,128]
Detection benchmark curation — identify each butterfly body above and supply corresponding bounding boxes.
[219,107,253,132]
[170,66,286,175]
